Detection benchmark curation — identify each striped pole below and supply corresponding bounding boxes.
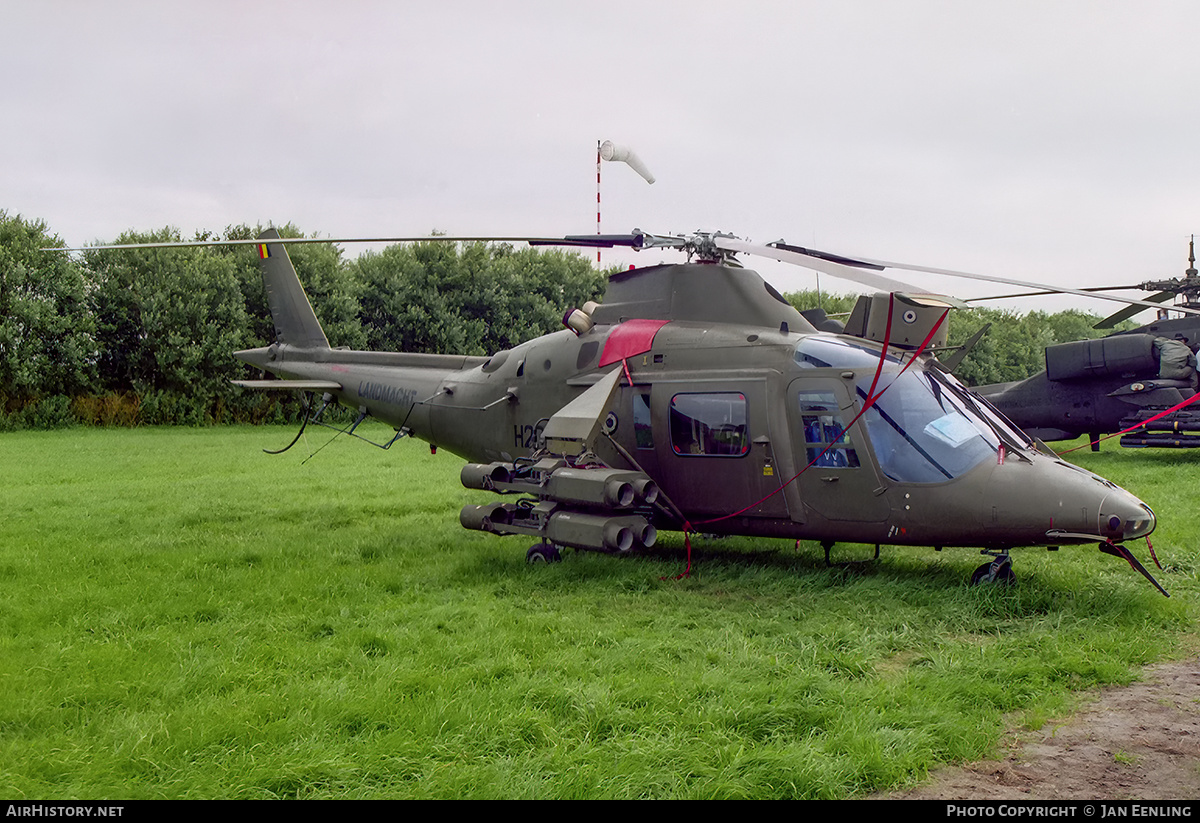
[596,140,602,265]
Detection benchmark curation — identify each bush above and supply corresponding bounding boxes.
[0,395,78,430]
[72,393,140,427]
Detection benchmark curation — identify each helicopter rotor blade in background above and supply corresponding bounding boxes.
[1093,290,1177,329]
[836,253,1200,318]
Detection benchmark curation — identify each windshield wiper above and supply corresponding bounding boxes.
[927,368,1033,462]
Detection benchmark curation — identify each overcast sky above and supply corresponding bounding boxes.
[4,0,1199,315]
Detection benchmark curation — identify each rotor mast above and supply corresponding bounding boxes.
[1138,234,1200,312]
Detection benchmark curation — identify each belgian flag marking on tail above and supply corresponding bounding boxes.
[258,243,271,259]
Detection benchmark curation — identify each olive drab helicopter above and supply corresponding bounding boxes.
[63,227,1186,595]
[968,238,1200,450]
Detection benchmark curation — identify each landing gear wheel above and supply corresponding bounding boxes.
[526,543,562,564]
[970,559,1015,586]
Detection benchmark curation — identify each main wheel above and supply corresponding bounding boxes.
[970,560,1015,586]
[526,543,562,564]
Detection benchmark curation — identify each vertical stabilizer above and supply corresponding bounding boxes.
[256,228,330,349]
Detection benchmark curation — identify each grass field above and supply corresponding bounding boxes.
[1,425,1196,798]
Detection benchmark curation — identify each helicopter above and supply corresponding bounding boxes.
[137,225,1171,596]
[967,238,1200,450]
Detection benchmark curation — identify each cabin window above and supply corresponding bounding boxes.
[794,335,901,369]
[669,393,749,457]
[633,392,653,449]
[798,391,860,467]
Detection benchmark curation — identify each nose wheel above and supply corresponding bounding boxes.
[970,551,1015,587]
[526,543,563,564]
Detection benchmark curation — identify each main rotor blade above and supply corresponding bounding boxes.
[529,233,650,249]
[764,241,887,271]
[1093,290,1177,329]
[44,234,618,253]
[715,237,921,293]
[966,284,1145,302]
[848,254,1200,318]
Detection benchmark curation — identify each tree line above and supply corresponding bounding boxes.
[0,212,610,428]
[1,210,1121,429]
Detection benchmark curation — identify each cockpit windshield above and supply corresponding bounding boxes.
[794,336,1026,484]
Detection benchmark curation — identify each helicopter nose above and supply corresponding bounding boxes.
[972,455,1156,547]
[1034,462,1157,545]
[1098,491,1156,542]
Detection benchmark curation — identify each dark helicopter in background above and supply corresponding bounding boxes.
[966,238,1200,450]
[61,227,1189,595]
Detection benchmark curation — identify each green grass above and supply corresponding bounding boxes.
[0,427,1195,798]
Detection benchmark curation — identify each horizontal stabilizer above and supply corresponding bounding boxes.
[232,379,343,391]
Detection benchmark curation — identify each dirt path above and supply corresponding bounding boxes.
[886,658,1200,800]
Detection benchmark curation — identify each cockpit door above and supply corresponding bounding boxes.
[786,377,889,523]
